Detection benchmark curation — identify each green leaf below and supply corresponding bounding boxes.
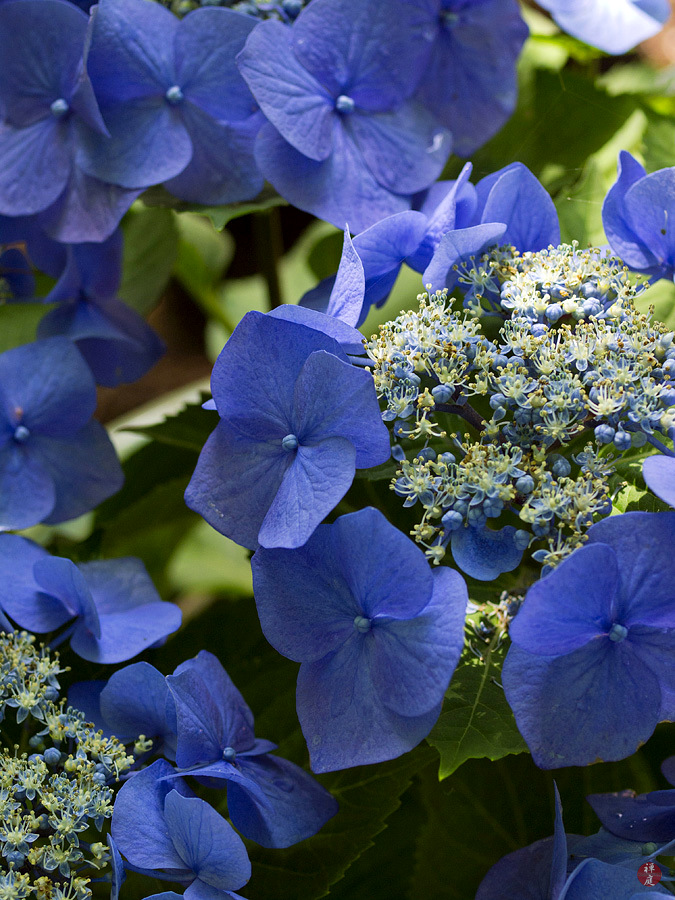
[119,207,179,315]
[174,212,234,300]
[307,229,343,281]
[122,396,217,453]
[426,635,527,780]
[191,191,288,231]
[609,446,671,515]
[0,303,52,353]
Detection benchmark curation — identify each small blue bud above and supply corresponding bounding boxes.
[545,303,563,323]
[531,323,548,337]
[608,623,628,643]
[438,452,456,466]
[551,456,571,478]
[281,433,299,451]
[13,424,30,443]
[491,355,509,370]
[631,431,648,448]
[165,85,185,105]
[6,851,25,867]
[515,475,535,494]
[441,509,463,531]
[594,424,615,445]
[222,746,237,762]
[416,447,436,462]
[353,615,372,634]
[489,393,507,410]
[335,94,355,114]
[391,444,406,462]
[453,500,468,516]
[613,430,632,451]
[466,506,486,527]
[432,384,453,404]
[44,747,61,766]
[50,98,69,118]
[513,529,531,551]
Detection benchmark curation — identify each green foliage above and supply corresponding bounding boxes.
[119,206,179,314]
[427,636,527,781]
[0,302,52,353]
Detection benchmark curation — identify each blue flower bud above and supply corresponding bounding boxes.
[490,393,507,410]
[438,452,456,466]
[44,747,61,766]
[545,303,563,322]
[514,529,531,551]
[551,455,571,477]
[613,430,631,451]
[594,423,615,445]
[391,444,406,462]
[441,509,463,532]
[515,475,535,494]
[416,447,436,462]
[432,383,453,404]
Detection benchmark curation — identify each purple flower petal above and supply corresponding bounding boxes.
[112,759,192,872]
[502,641,661,768]
[537,0,670,55]
[228,754,338,848]
[602,151,657,271]
[99,662,174,748]
[258,437,356,549]
[163,791,250,891]
[478,163,560,251]
[237,19,334,161]
[325,227,365,327]
[33,555,101,637]
[267,306,365,356]
[587,787,675,843]
[643,453,675,508]
[0,119,70,216]
[451,523,524,581]
[509,544,619,656]
[0,443,55,531]
[254,120,411,233]
[0,533,71,632]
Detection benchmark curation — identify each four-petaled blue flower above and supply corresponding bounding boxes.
[237,0,451,232]
[80,0,264,206]
[166,650,339,848]
[252,507,468,772]
[185,311,390,550]
[0,337,123,530]
[503,511,675,768]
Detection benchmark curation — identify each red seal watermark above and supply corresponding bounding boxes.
[637,861,662,886]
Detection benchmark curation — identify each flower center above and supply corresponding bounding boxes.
[353,615,372,634]
[335,94,355,115]
[222,746,236,762]
[50,98,69,119]
[165,85,184,105]
[608,623,628,643]
[281,433,299,451]
[13,425,30,443]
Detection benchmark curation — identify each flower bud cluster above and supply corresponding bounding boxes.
[0,633,132,900]
[366,244,675,573]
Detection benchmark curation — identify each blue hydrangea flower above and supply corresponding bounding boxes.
[80,0,263,206]
[185,311,390,550]
[603,151,675,282]
[0,0,139,242]
[0,534,181,663]
[166,650,338,848]
[537,0,670,55]
[413,0,528,157]
[237,0,451,232]
[112,759,251,900]
[424,162,560,291]
[450,523,526,582]
[37,230,165,387]
[251,507,467,772]
[503,512,675,769]
[0,337,123,530]
[477,784,671,899]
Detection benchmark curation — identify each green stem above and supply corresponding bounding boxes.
[254,208,284,310]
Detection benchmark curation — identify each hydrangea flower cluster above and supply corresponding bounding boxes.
[366,242,675,577]
[0,632,132,900]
